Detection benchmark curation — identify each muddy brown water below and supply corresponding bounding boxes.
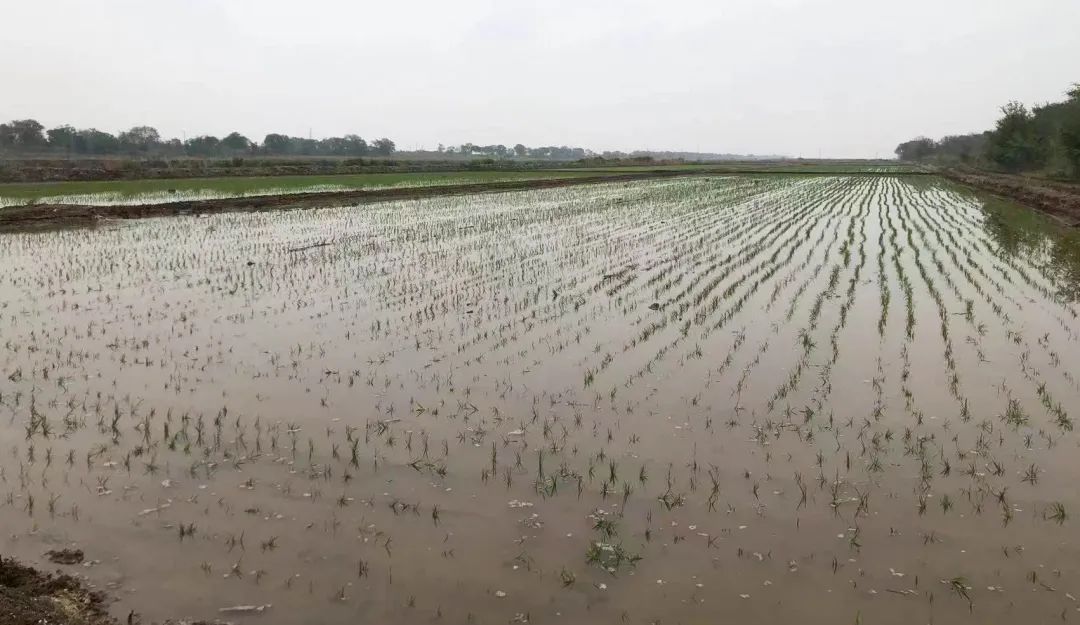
[1,175,1079,624]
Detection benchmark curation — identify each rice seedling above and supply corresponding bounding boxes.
[0,175,1076,624]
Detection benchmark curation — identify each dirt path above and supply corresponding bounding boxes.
[942,167,1080,227]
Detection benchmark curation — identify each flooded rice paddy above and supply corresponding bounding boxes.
[1,175,1079,624]
[0,184,364,208]
[0,170,592,209]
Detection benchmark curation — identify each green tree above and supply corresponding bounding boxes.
[1060,84,1080,175]
[47,125,79,151]
[372,138,395,156]
[262,133,291,154]
[184,135,221,156]
[0,119,46,150]
[118,126,161,153]
[77,129,120,154]
[986,102,1043,172]
[893,137,936,161]
[341,134,368,156]
[221,131,251,153]
[935,133,988,163]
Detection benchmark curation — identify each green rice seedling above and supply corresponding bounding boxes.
[1044,502,1067,525]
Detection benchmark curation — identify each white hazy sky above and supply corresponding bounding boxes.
[3,0,1079,158]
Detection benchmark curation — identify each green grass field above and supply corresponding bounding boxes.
[0,170,600,206]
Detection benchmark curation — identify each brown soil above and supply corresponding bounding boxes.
[46,548,86,565]
[1,556,232,625]
[942,167,1080,227]
[0,556,115,625]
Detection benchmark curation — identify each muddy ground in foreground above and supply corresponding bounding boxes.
[0,556,115,625]
[1,555,231,625]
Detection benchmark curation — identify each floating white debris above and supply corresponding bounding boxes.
[495,590,507,598]
[138,503,171,516]
[219,604,271,613]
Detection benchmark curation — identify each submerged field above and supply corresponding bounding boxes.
[0,170,597,208]
[1,175,1079,624]
[571,161,926,174]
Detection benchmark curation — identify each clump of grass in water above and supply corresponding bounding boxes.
[1044,502,1067,525]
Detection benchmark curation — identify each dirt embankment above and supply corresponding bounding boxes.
[0,156,568,183]
[942,167,1080,227]
[1,555,230,625]
[0,556,114,625]
[0,171,699,231]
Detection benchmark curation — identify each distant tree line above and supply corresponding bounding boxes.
[439,143,591,160]
[597,150,777,161]
[0,119,396,158]
[436,144,767,162]
[895,83,1080,177]
[1,118,772,164]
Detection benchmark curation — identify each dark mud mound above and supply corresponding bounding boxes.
[46,548,86,565]
[0,556,115,625]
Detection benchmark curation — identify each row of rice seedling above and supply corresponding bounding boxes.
[0,174,1078,624]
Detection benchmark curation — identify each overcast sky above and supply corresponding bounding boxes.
[3,0,1078,158]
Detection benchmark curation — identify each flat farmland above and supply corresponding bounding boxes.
[1,175,1079,624]
[0,169,600,208]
